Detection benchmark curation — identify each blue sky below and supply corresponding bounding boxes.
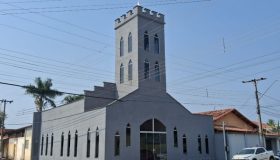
[0,0,280,129]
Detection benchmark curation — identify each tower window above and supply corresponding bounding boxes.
[144,59,149,79]
[60,132,64,157]
[126,124,131,147]
[86,129,91,158]
[67,131,71,157]
[120,37,124,57]
[154,34,159,54]
[155,62,160,81]
[74,130,78,157]
[95,128,99,158]
[183,134,187,154]
[120,63,124,83]
[205,135,209,154]
[45,134,48,156]
[128,32,132,53]
[41,135,44,156]
[50,134,54,156]
[128,60,133,81]
[144,31,149,51]
[115,132,120,156]
[173,127,178,147]
[198,135,202,154]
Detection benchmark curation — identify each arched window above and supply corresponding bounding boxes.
[60,132,64,156]
[128,32,132,53]
[128,60,133,81]
[154,34,159,54]
[198,135,202,154]
[155,61,160,81]
[144,59,149,79]
[114,132,120,156]
[126,124,131,147]
[205,135,209,154]
[86,129,91,158]
[74,130,78,157]
[183,134,187,154]
[120,37,124,57]
[120,63,124,84]
[67,131,71,157]
[45,134,48,156]
[173,127,178,147]
[144,31,149,51]
[140,119,167,160]
[50,133,54,156]
[95,128,99,158]
[41,135,44,156]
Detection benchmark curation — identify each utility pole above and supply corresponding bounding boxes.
[0,99,13,158]
[242,78,266,147]
[223,121,228,160]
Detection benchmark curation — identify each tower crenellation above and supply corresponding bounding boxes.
[115,5,164,29]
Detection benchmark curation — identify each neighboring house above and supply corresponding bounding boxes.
[32,5,215,160]
[252,121,280,154]
[198,108,260,160]
[2,125,32,160]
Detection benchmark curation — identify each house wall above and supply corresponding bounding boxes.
[215,132,260,160]
[24,127,33,160]
[38,104,106,160]
[215,113,255,131]
[105,90,215,160]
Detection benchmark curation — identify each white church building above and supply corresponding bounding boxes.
[31,5,215,160]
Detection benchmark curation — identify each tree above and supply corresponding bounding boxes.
[63,95,84,104]
[267,119,276,128]
[0,111,6,127]
[24,77,62,112]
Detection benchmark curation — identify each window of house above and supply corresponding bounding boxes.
[45,134,48,156]
[128,32,132,53]
[86,129,91,158]
[144,31,149,51]
[205,135,209,154]
[60,132,64,156]
[126,124,131,147]
[50,134,53,156]
[95,128,99,158]
[120,37,124,57]
[140,119,167,160]
[198,135,202,154]
[74,130,78,157]
[183,134,187,154]
[155,62,160,81]
[174,127,178,147]
[120,63,124,83]
[115,132,120,156]
[41,135,44,156]
[154,34,159,54]
[128,60,133,81]
[144,59,149,79]
[25,140,29,149]
[67,131,71,157]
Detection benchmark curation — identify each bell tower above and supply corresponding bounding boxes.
[115,5,166,98]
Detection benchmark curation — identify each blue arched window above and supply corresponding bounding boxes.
[120,37,124,57]
[144,31,149,51]
[128,60,133,81]
[86,129,91,157]
[128,32,132,53]
[155,61,160,81]
[120,63,124,83]
[154,34,159,54]
[144,59,149,79]
[74,130,78,157]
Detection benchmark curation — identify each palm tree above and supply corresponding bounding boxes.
[24,77,62,112]
[63,95,84,104]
